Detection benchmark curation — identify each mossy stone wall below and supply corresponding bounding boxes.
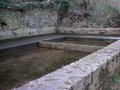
[0,8,57,40]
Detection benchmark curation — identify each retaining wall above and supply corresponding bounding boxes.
[0,8,57,40]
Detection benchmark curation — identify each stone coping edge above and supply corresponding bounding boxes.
[39,42,103,53]
[59,27,120,36]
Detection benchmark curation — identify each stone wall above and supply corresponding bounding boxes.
[0,8,57,40]
[59,27,120,36]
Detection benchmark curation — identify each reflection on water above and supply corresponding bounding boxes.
[0,48,90,90]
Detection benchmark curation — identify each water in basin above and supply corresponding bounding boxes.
[0,48,90,90]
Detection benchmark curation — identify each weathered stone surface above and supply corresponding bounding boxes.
[0,27,55,40]
[39,42,103,53]
[59,27,120,36]
[0,8,57,40]
[14,39,120,90]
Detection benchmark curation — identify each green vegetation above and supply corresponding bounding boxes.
[90,0,120,28]
[0,0,120,28]
[106,68,120,90]
[0,1,47,8]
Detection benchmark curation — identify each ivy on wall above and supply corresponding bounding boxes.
[0,1,47,8]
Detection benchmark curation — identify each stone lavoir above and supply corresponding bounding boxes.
[0,34,120,90]
[0,0,120,90]
[14,35,120,90]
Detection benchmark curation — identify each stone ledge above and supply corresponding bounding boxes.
[14,39,120,90]
[59,27,120,36]
[39,42,103,53]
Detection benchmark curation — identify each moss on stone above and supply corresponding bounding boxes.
[64,81,72,85]
[105,67,120,90]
